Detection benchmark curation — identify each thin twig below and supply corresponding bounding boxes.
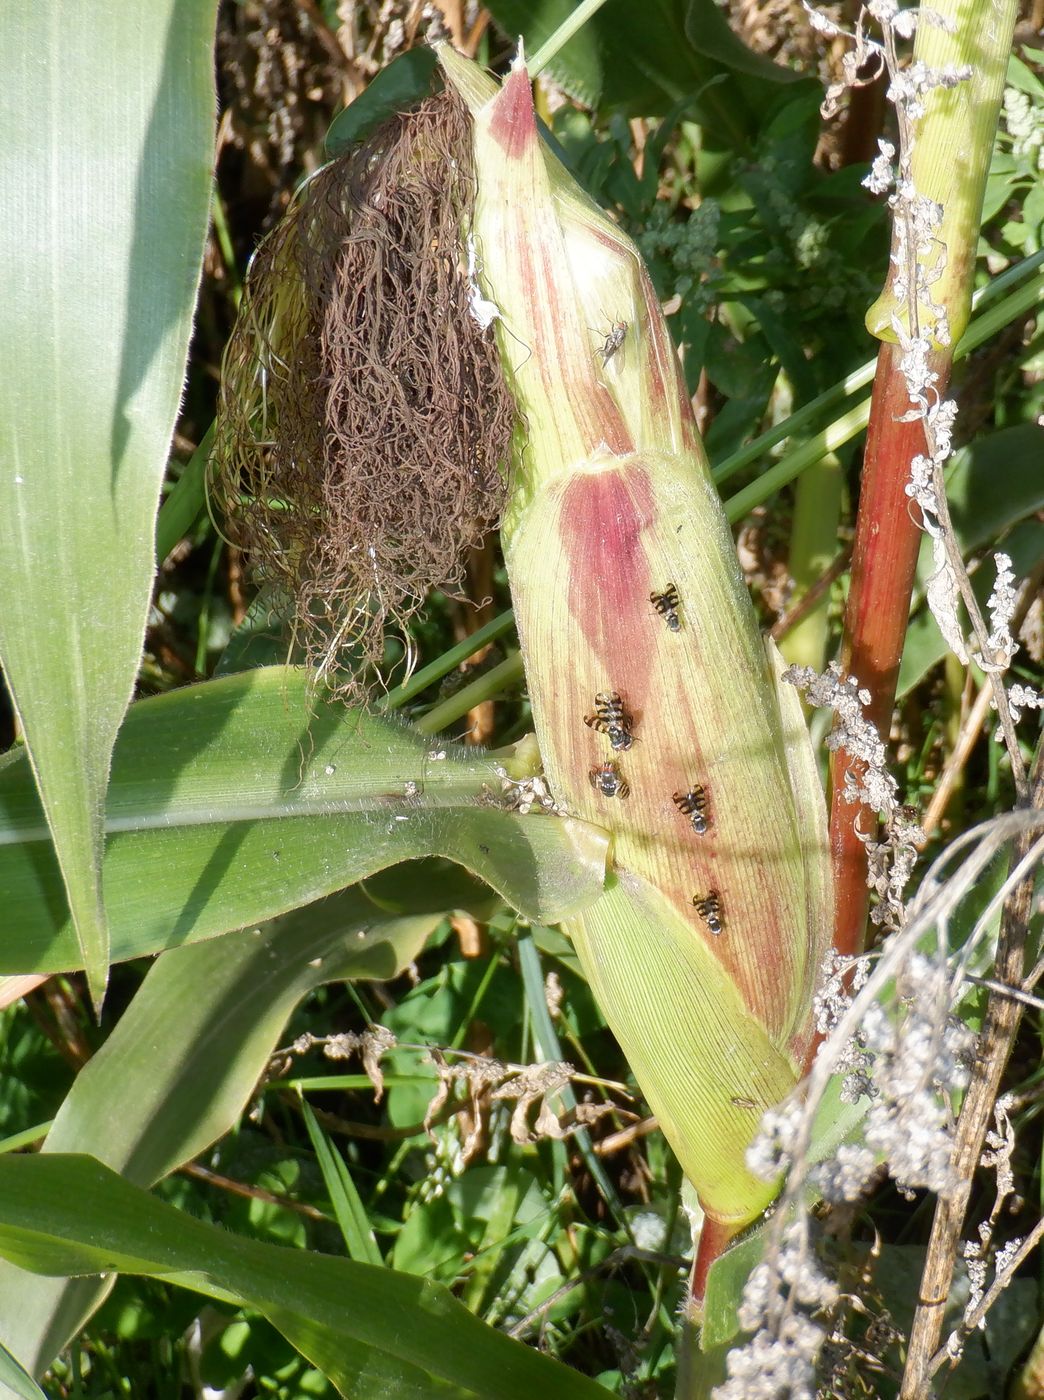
[595,1115,658,1157]
[507,1244,686,1340]
[754,808,1044,1363]
[920,680,994,841]
[899,741,1044,1398]
[961,972,1044,1013]
[929,1212,1044,1377]
[929,466,1028,798]
[180,1160,330,1222]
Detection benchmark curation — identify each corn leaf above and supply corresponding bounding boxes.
[0,1154,609,1400]
[0,0,218,1005]
[0,1340,45,1400]
[0,667,609,974]
[0,880,478,1377]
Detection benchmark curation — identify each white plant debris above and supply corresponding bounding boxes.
[1003,86,1044,172]
[856,955,975,1196]
[783,663,896,816]
[421,1049,612,1167]
[784,663,923,930]
[983,552,1017,666]
[466,234,501,331]
[291,1025,398,1101]
[717,8,1023,1390]
[545,968,564,1020]
[496,766,565,815]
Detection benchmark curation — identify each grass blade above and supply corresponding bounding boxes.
[300,1098,384,1267]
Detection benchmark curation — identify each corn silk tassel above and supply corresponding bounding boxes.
[439,45,833,1232]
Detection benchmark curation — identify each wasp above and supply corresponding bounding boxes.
[650,583,681,632]
[584,690,635,751]
[673,785,710,835]
[589,761,629,799]
[596,319,628,366]
[692,890,724,935]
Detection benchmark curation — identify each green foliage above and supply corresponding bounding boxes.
[0,0,219,1005]
[0,1153,611,1399]
[0,666,607,973]
[0,1,1040,1396]
[325,47,441,155]
[986,54,1044,251]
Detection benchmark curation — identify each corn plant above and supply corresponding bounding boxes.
[0,2,1041,1398]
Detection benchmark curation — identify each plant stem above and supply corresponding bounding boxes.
[724,397,871,526]
[829,341,951,959]
[778,452,844,675]
[528,0,613,76]
[379,608,517,711]
[900,745,1044,1397]
[414,651,524,734]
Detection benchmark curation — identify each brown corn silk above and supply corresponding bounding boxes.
[209,90,515,695]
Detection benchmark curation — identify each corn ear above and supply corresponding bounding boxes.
[440,46,832,1226]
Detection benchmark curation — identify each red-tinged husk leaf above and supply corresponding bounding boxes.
[509,454,826,1057]
[439,45,832,1226]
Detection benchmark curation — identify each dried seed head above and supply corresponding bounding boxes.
[210,89,515,698]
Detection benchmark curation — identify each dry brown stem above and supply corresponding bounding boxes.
[900,741,1044,1399]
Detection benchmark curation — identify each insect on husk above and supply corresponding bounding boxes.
[596,319,627,366]
[650,582,681,631]
[692,890,724,935]
[589,760,629,799]
[673,785,709,835]
[584,690,635,751]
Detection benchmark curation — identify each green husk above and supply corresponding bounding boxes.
[440,45,832,1225]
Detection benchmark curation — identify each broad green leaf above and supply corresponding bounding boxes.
[0,1,218,1005]
[682,0,803,85]
[0,876,477,1377]
[0,667,609,974]
[703,1222,766,1349]
[325,48,440,156]
[213,585,296,675]
[0,1155,608,1400]
[155,423,214,565]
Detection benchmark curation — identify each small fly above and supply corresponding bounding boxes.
[692,890,724,936]
[673,785,710,835]
[650,583,681,632]
[589,761,629,799]
[596,319,628,366]
[584,690,635,752]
